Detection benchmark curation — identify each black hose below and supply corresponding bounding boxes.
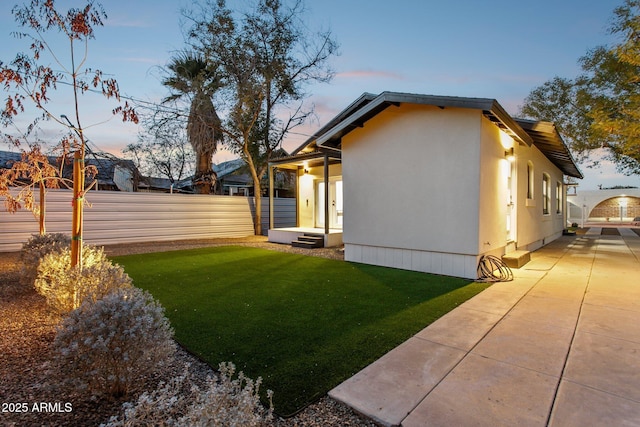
[477,255,513,282]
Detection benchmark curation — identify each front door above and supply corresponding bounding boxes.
[316,178,343,229]
[506,159,516,242]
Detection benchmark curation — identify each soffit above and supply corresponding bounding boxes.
[515,119,583,179]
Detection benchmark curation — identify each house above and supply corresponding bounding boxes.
[137,176,194,193]
[214,157,296,197]
[0,150,140,192]
[267,92,583,279]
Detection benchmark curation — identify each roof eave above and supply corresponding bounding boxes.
[515,119,583,179]
[315,92,534,149]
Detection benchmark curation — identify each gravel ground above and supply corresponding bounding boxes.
[0,237,378,426]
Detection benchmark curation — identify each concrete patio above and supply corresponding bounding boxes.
[329,229,640,426]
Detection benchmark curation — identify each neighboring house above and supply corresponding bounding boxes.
[137,176,193,193]
[215,159,254,196]
[0,150,140,192]
[268,92,583,279]
[215,157,296,197]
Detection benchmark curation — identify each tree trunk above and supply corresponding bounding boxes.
[71,151,84,268]
[194,152,212,194]
[254,187,262,236]
[39,184,45,235]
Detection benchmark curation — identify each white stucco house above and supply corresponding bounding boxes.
[267,92,583,279]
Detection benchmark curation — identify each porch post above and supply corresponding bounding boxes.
[324,153,329,235]
[268,164,274,230]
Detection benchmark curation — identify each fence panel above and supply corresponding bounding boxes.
[258,197,297,234]
[1,189,296,252]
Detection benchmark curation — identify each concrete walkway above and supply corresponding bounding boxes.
[329,230,640,426]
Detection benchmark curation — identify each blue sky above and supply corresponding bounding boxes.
[1,0,638,190]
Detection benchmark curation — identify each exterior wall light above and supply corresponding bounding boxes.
[505,147,515,162]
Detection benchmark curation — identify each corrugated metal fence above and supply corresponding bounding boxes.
[0,189,296,252]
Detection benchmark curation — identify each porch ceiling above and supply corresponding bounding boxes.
[268,149,341,169]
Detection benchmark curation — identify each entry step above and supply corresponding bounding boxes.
[502,250,531,268]
[291,234,324,249]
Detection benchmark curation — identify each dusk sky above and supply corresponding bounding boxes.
[1,0,638,190]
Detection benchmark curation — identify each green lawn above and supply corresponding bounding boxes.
[112,246,489,416]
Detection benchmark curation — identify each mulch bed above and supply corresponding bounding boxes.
[0,238,377,426]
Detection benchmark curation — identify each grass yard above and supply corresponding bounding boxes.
[112,246,489,416]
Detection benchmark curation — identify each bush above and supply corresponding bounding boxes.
[19,233,71,286]
[104,362,274,427]
[34,245,132,313]
[54,287,175,397]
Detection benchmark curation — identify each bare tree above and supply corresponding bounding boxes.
[0,0,138,267]
[124,114,195,184]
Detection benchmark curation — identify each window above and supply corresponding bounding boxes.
[556,182,563,214]
[527,161,534,199]
[542,174,550,215]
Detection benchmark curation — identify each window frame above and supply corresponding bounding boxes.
[542,173,550,215]
[556,181,563,215]
[527,161,534,200]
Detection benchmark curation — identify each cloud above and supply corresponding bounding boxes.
[336,70,404,80]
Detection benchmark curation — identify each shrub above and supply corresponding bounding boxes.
[34,245,132,313]
[104,362,274,427]
[54,286,176,398]
[19,233,71,286]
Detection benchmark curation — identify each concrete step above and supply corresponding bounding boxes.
[502,250,531,268]
[291,234,324,249]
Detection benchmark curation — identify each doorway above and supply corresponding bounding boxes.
[316,178,343,229]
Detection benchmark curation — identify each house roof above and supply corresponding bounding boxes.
[0,149,140,189]
[295,91,582,179]
[514,119,583,179]
[292,92,380,155]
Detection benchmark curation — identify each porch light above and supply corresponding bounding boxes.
[505,147,515,162]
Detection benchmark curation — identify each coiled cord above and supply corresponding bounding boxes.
[477,255,513,282]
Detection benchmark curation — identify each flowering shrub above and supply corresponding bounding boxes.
[19,233,71,286]
[54,286,175,397]
[104,362,274,426]
[34,245,131,313]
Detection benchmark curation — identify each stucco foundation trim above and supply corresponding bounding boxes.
[345,244,479,279]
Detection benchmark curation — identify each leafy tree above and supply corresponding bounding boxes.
[0,0,138,267]
[162,51,222,194]
[0,146,65,234]
[185,0,338,234]
[519,0,640,174]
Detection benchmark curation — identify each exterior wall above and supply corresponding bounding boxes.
[297,163,342,228]
[589,197,640,220]
[477,118,513,257]
[567,189,640,225]
[514,140,566,252]
[341,104,483,279]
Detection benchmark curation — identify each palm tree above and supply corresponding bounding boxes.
[162,51,223,194]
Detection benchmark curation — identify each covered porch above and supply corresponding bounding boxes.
[268,149,343,248]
